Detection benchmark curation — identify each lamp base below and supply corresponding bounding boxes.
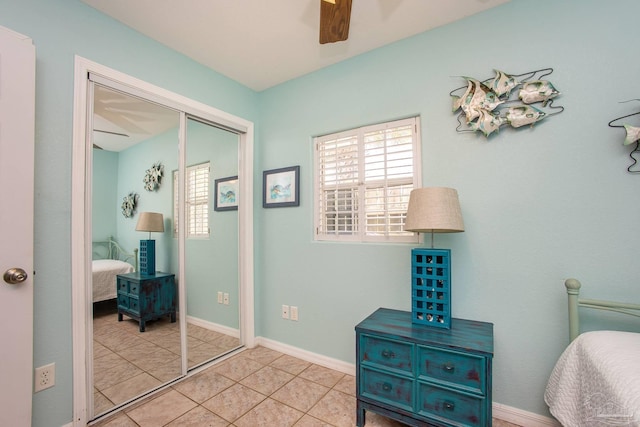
[411,248,451,328]
[139,239,156,275]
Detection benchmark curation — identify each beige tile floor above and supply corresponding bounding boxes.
[91,345,521,427]
[92,302,241,417]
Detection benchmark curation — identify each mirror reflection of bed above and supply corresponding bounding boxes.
[90,84,242,419]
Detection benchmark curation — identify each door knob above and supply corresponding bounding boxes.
[3,268,28,285]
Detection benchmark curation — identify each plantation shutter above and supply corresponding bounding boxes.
[314,117,420,243]
[186,162,210,238]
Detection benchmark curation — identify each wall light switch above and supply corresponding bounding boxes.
[217,291,223,304]
[290,306,299,321]
[223,293,229,305]
[282,304,289,319]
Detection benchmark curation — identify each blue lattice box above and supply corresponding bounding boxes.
[139,239,156,275]
[411,248,451,328]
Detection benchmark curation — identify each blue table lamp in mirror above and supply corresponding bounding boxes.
[136,212,164,275]
[404,187,464,328]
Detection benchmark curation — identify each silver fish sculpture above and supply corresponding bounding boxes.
[456,78,503,123]
[491,69,520,98]
[623,124,640,145]
[519,80,560,106]
[452,79,475,112]
[505,105,546,128]
[469,109,505,137]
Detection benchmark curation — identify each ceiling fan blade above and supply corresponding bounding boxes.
[319,0,352,44]
[93,129,130,138]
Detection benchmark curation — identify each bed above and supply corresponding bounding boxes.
[92,237,138,303]
[544,278,640,426]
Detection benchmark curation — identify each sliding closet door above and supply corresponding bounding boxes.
[183,117,241,370]
[74,60,253,425]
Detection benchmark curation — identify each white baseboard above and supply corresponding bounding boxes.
[186,315,239,338]
[255,337,561,427]
[492,402,561,426]
[255,337,356,376]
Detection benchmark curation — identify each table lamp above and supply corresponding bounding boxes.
[135,212,164,275]
[404,187,464,328]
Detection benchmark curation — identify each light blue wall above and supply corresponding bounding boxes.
[256,0,640,419]
[92,149,118,241]
[0,1,258,426]
[184,120,240,328]
[115,129,178,271]
[2,0,640,424]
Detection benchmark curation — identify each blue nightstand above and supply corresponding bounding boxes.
[116,271,176,332]
[356,308,493,426]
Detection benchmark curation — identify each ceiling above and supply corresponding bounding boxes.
[92,85,180,151]
[81,0,510,92]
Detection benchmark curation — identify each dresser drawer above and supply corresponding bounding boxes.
[418,382,485,427]
[360,367,413,412]
[418,345,485,394]
[360,334,413,374]
[117,279,140,295]
[117,294,139,311]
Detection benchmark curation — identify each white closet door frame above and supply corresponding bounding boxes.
[71,56,255,426]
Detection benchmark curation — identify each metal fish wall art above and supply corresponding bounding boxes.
[451,67,564,138]
[453,78,504,123]
[623,124,640,146]
[607,102,640,173]
[519,80,560,106]
[506,105,546,128]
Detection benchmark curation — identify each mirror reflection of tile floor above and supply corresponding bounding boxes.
[93,303,240,417]
[92,343,522,427]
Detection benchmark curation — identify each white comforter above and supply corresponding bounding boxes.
[545,330,640,426]
[92,259,134,302]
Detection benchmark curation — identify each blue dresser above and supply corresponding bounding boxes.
[356,308,493,427]
[116,271,176,332]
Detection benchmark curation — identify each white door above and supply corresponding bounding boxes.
[0,26,36,426]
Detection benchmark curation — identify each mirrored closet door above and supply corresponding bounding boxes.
[184,117,241,370]
[88,83,242,419]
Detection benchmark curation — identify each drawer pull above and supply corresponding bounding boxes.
[442,363,455,374]
[382,382,393,392]
[443,400,455,411]
[381,349,395,359]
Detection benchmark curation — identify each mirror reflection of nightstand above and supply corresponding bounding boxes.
[116,271,176,332]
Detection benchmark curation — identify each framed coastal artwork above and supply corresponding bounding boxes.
[263,166,300,208]
[214,176,238,211]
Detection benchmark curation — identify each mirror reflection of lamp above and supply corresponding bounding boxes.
[404,188,464,328]
[135,212,164,275]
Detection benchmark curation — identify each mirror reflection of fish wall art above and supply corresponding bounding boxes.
[263,165,300,208]
[214,176,239,211]
[450,68,564,138]
[121,192,138,218]
[608,100,640,173]
[143,161,164,191]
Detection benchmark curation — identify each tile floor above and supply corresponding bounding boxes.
[91,345,522,427]
[92,302,240,416]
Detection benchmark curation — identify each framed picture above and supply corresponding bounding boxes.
[263,166,300,208]
[214,176,238,211]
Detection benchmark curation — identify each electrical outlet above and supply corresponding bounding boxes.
[34,363,55,392]
[223,293,229,305]
[282,304,289,319]
[217,291,223,304]
[290,306,299,321]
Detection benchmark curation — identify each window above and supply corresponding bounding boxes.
[173,162,210,238]
[314,117,421,243]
